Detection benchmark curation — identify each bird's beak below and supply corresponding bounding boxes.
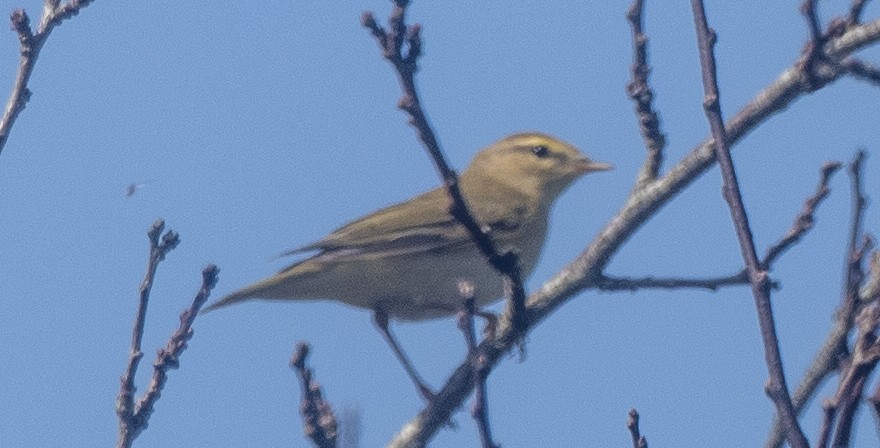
[574,158,613,173]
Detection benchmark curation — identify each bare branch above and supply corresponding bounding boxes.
[798,0,828,88]
[457,281,498,448]
[690,1,807,446]
[627,409,649,448]
[116,220,180,443]
[801,0,824,44]
[847,0,870,26]
[842,58,880,86]
[1,0,96,154]
[129,265,217,439]
[604,160,839,294]
[626,0,667,188]
[766,151,872,448]
[763,161,842,266]
[869,377,880,423]
[816,398,837,448]
[845,151,869,304]
[291,342,338,448]
[116,220,218,448]
[597,272,751,292]
[820,304,880,447]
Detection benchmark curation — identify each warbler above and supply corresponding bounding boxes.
[204,132,611,319]
[204,132,609,398]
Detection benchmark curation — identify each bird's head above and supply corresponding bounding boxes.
[465,132,611,202]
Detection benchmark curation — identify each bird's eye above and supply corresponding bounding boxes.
[531,145,549,158]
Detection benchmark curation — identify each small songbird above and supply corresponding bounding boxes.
[204,132,611,397]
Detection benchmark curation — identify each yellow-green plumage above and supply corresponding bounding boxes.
[203,132,610,320]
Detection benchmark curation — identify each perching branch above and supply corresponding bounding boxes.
[456,281,498,448]
[362,1,529,333]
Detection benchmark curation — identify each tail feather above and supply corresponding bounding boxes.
[201,276,286,314]
[201,265,319,314]
[201,288,254,314]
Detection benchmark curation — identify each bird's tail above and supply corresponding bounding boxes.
[200,264,321,314]
[201,288,252,314]
[201,274,290,314]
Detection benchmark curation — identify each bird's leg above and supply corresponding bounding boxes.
[372,309,435,401]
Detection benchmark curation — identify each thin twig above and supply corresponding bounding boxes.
[841,58,880,85]
[799,0,827,88]
[802,0,824,44]
[817,397,837,448]
[823,151,873,448]
[291,342,338,448]
[869,378,880,422]
[764,93,873,448]
[763,161,842,265]
[762,160,853,447]
[1,0,96,154]
[603,160,840,294]
[819,304,880,447]
[116,221,218,448]
[362,2,529,334]
[766,243,875,448]
[457,281,498,448]
[845,152,869,307]
[626,0,666,188]
[690,2,808,447]
[626,409,649,448]
[847,0,870,26]
[597,272,753,291]
[129,265,218,440]
[116,220,180,446]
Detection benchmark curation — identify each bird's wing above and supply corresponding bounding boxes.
[278,186,524,270]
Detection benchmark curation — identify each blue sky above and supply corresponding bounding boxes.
[2,1,880,447]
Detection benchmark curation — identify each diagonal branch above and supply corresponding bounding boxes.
[762,161,842,266]
[841,58,880,85]
[128,265,217,438]
[690,2,807,446]
[847,0,871,26]
[362,2,528,332]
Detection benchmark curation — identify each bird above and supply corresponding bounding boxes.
[203,132,611,398]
